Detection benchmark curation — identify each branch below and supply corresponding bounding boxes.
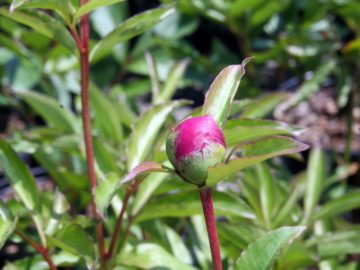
[106,182,137,260]
[15,229,57,270]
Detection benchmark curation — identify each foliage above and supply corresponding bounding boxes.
[0,0,359,269]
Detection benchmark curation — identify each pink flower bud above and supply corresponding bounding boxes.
[166,115,226,186]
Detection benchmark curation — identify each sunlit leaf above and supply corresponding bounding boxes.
[19,91,77,133]
[276,60,336,114]
[230,0,266,16]
[10,0,72,23]
[202,57,252,127]
[312,190,360,220]
[45,190,70,236]
[117,243,196,270]
[234,226,306,270]
[155,58,190,104]
[303,148,325,223]
[49,223,94,262]
[310,231,360,258]
[127,100,189,170]
[90,5,175,62]
[256,162,275,229]
[145,51,161,100]
[224,118,302,146]
[73,0,125,23]
[93,172,120,218]
[93,138,118,174]
[165,226,192,265]
[250,0,289,27]
[0,139,40,212]
[206,136,309,186]
[0,202,17,249]
[131,172,169,216]
[218,222,264,251]
[0,8,76,51]
[90,85,123,144]
[241,93,288,118]
[135,190,255,222]
[273,184,303,227]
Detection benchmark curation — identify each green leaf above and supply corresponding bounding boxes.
[135,190,254,222]
[52,251,80,267]
[277,60,336,112]
[256,162,275,229]
[155,58,190,104]
[93,172,120,218]
[90,85,123,144]
[127,100,189,170]
[312,190,360,220]
[73,0,125,23]
[0,139,40,212]
[90,5,175,62]
[250,0,289,27]
[10,0,72,23]
[218,222,264,251]
[117,243,196,270]
[206,136,309,187]
[224,118,302,146]
[0,34,27,57]
[165,226,192,265]
[303,148,325,222]
[49,223,94,261]
[241,93,288,118]
[131,172,168,216]
[234,226,306,270]
[277,240,314,270]
[273,185,303,227]
[95,162,169,217]
[202,58,252,127]
[311,231,360,258]
[0,8,76,51]
[230,0,266,16]
[93,138,118,174]
[45,190,70,236]
[19,91,77,133]
[145,51,161,101]
[0,202,17,249]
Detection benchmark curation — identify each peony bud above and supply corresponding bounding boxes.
[166,115,226,186]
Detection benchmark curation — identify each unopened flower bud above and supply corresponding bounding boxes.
[166,115,226,186]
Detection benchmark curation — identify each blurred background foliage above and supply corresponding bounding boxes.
[0,0,360,269]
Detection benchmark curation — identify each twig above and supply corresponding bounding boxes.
[116,216,133,254]
[15,229,57,270]
[106,182,136,260]
[199,187,222,270]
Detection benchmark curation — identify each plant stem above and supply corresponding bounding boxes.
[199,187,222,270]
[106,186,132,259]
[78,0,106,263]
[15,229,57,270]
[117,216,133,254]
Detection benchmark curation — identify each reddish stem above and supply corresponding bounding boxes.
[199,187,222,270]
[106,186,132,259]
[15,229,57,270]
[68,26,84,53]
[78,0,106,263]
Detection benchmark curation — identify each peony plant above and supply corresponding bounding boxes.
[124,58,309,270]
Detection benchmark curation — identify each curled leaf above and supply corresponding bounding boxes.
[122,161,170,184]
